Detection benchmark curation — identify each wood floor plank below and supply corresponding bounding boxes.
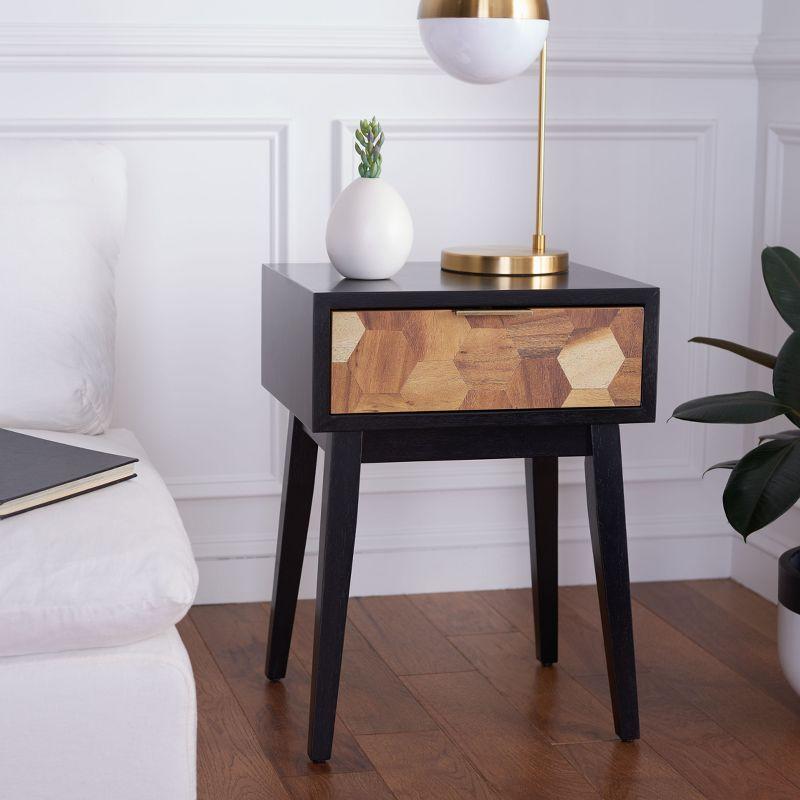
[403,670,601,799]
[559,586,656,675]
[480,588,643,676]
[633,581,797,711]
[335,648,439,735]
[562,587,800,793]
[410,592,514,636]
[177,616,290,800]
[357,730,503,800]
[188,585,800,799]
[290,598,370,672]
[349,595,472,675]
[560,739,707,800]
[578,671,799,800]
[283,772,396,800]
[477,589,535,637]
[685,579,777,642]
[450,630,615,743]
[190,604,372,777]
[288,597,438,735]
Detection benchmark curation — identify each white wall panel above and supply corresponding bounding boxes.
[335,117,717,485]
[0,119,287,494]
[0,0,771,602]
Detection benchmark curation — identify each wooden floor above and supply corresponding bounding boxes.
[178,580,800,800]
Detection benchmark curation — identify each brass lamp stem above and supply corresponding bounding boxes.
[438,28,569,277]
[534,40,547,255]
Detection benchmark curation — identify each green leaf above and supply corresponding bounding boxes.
[760,430,800,443]
[689,337,776,369]
[359,119,369,135]
[703,460,738,477]
[672,391,792,424]
[763,246,800,331]
[722,438,800,537]
[355,129,366,146]
[358,163,367,178]
[773,331,800,427]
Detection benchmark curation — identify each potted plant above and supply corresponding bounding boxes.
[326,116,413,280]
[673,246,800,693]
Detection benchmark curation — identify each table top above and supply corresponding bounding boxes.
[264,261,656,299]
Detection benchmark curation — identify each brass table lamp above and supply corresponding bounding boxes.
[418,0,568,276]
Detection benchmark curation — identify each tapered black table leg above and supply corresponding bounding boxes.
[308,431,362,763]
[265,414,318,681]
[585,424,639,741]
[525,456,559,666]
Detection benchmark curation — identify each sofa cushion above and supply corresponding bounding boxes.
[0,141,125,434]
[0,429,198,657]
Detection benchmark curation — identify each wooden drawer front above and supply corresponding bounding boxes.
[331,307,644,414]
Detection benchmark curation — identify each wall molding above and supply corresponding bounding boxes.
[0,116,290,264]
[757,123,800,395]
[732,123,800,603]
[0,116,291,483]
[0,114,717,501]
[330,115,717,492]
[168,115,719,502]
[0,114,714,504]
[755,36,800,80]
[165,455,714,501]
[0,23,758,78]
[172,115,718,502]
[763,123,800,246]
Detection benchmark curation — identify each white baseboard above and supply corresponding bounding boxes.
[193,516,733,604]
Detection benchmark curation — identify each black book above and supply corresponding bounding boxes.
[0,429,138,520]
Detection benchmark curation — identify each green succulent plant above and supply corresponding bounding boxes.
[355,117,384,179]
[673,246,800,539]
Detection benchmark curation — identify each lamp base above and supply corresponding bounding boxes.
[441,246,569,277]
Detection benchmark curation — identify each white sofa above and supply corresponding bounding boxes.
[0,142,198,799]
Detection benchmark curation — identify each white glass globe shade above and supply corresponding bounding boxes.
[419,18,549,84]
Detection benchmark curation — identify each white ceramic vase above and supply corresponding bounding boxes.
[326,177,413,280]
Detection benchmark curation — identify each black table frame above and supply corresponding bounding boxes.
[265,415,640,763]
[261,261,658,764]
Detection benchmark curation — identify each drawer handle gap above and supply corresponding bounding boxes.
[453,309,533,317]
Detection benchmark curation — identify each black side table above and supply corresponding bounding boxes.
[261,262,659,763]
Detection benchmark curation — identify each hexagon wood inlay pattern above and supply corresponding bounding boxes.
[330,307,644,414]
